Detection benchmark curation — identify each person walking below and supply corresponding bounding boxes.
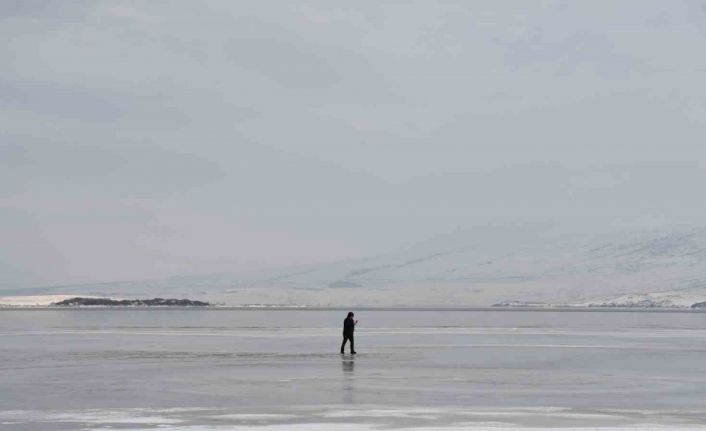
[340,312,357,354]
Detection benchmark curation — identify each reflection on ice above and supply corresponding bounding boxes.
[3,309,706,429]
[341,357,355,404]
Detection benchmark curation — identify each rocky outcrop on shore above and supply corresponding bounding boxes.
[51,297,210,307]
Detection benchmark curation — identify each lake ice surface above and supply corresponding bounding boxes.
[2,309,706,430]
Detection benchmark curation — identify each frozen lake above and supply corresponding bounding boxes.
[3,308,706,430]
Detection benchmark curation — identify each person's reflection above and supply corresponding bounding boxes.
[342,358,355,373]
[341,358,355,404]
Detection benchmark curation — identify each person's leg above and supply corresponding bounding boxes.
[350,335,355,353]
[340,336,347,354]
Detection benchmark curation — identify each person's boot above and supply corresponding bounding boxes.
[351,351,357,354]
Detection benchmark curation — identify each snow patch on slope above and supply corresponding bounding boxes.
[5,225,706,307]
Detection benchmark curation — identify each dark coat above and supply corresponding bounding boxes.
[343,317,355,336]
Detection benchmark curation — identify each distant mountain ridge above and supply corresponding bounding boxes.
[4,225,706,307]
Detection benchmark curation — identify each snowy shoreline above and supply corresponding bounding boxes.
[5,294,706,311]
[0,295,212,308]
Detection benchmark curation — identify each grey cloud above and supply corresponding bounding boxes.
[1,136,224,199]
[1,0,705,288]
[226,37,340,89]
[0,79,127,122]
[0,0,78,21]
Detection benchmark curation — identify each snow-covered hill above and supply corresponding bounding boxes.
[4,225,706,307]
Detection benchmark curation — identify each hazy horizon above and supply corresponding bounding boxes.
[2,1,706,289]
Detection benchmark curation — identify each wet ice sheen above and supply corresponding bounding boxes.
[2,308,706,429]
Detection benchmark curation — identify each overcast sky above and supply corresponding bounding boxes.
[1,0,706,288]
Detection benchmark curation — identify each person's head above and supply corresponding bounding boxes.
[347,312,354,319]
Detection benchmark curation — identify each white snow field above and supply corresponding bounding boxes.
[0,295,94,307]
[5,226,706,308]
